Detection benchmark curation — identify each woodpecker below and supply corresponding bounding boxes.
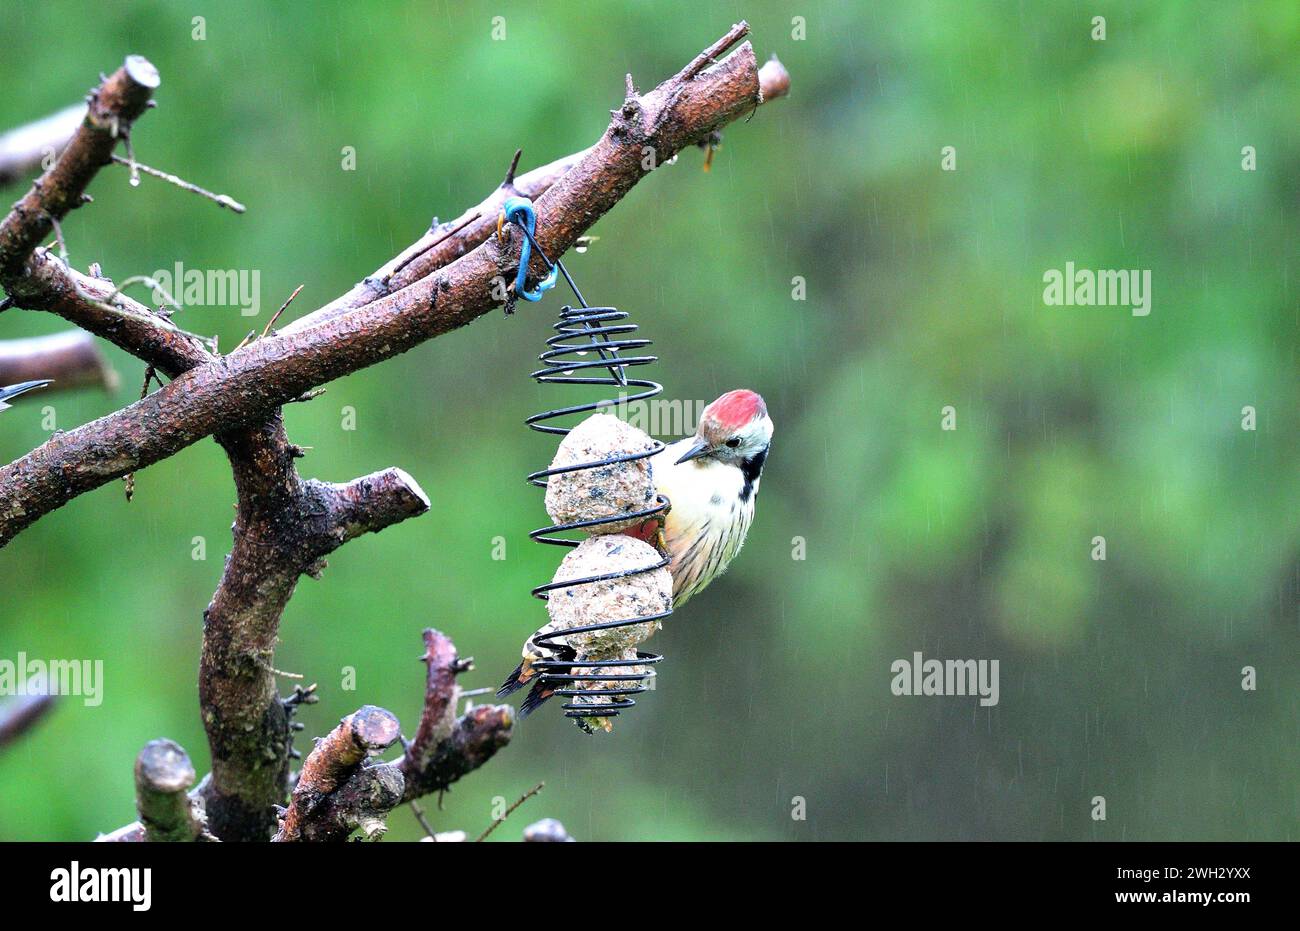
[499,389,773,716]
[648,388,773,607]
[0,380,51,412]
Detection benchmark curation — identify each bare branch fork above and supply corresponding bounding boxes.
[99,629,510,842]
[0,25,788,543]
[268,629,513,842]
[0,24,788,841]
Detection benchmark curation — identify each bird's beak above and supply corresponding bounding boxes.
[675,439,712,465]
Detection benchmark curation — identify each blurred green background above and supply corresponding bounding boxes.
[0,0,1296,841]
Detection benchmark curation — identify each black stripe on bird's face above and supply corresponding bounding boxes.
[739,445,769,503]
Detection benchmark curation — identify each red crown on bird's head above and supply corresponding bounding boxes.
[701,389,768,434]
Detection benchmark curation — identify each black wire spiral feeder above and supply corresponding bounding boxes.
[505,197,669,730]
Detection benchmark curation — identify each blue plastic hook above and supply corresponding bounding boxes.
[502,196,558,302]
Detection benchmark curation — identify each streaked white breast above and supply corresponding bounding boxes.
[651,438,758,607]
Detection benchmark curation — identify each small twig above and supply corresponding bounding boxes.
[231,329,257,354]
[682,20,750,80]
[123,363,158,501]
[0,678,57,750]
[503,148,523,187]
[264,663,304,680]
[283,683,319,710]
[460,685,490,714]
[111,274,181,311]
[260,284,304,338]
[288,387,326,404]
[120,133,141,187]
[390,211,481,277]
[71,271,181,316]
[45,214,68,263]
[64,268,216,358]
[409,799,437,839]
[475,781,544,842]
[110,153,245,212]
[282,682,320,762]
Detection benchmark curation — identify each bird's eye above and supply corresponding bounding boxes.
[725,437,741,448]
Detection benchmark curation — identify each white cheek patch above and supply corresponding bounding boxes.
[741,415,774,453]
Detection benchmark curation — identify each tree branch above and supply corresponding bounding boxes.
[0,678,57,751]
[0,58,215,375]
[200,414,429,841]
[0,330,117,393]
[7,251,213,377]
[0,25,783,547]
[284,30,790,336]
[281,147,592,334]
[101,627,510,843]
[2,26,787,844]
[269,633,515,842]
[759,54,791,102]
[399,629,465,774]
[0,56,158,281]
[274,705,401,842]
[0,60,425,844]
[286,760,405,842]
[134,739,212,842]
[0,104,83,189]
[393,629,513,803]
[96,739,214,842]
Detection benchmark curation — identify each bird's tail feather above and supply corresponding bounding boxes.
[501,642,577,717]
[518,677,559,718]
[496,661,529,698]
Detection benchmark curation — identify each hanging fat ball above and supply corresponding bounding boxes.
[544,413,657,534]
[546,535,669,652]
[568,647,648,733]
[498,535,670,719]
[498,199,772,729]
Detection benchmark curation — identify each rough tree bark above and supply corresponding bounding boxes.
[0,26,787,544]
[0,23,789,841]
[0,56,159,280]
[274,705,402,842]
[201,417,430,840]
